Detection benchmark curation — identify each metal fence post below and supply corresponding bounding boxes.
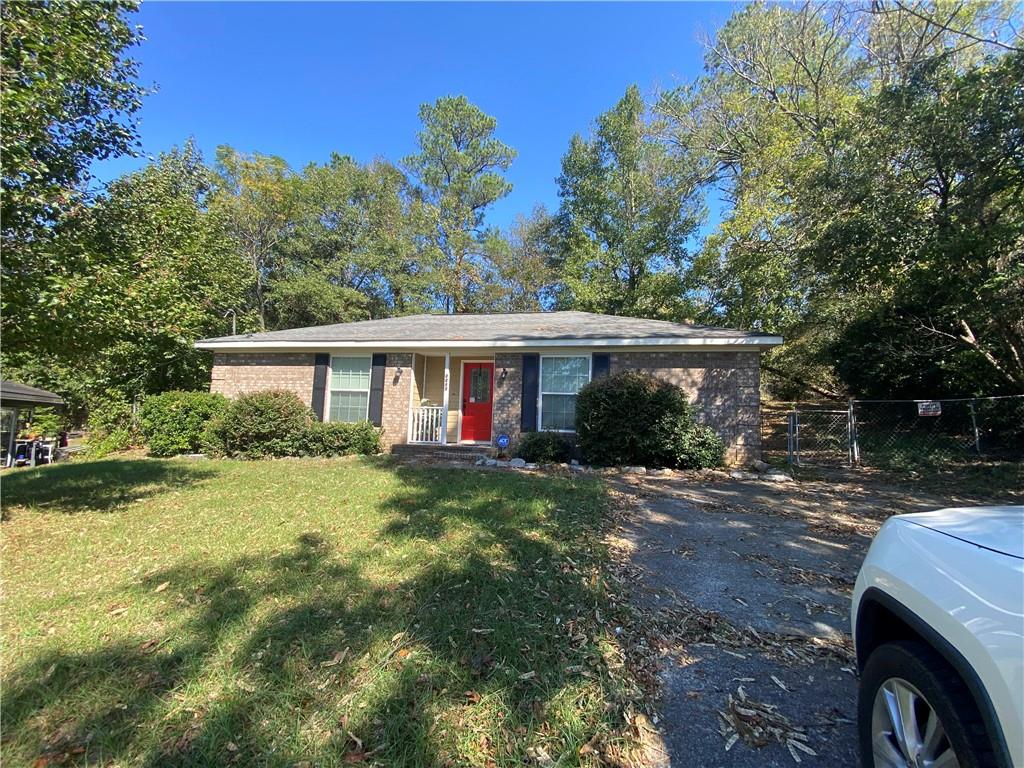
[793,408,801,466]
[849,400,860,466]
[787,411,794,465]
[968,400,981,454]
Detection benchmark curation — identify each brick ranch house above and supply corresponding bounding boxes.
[195,311,782,465]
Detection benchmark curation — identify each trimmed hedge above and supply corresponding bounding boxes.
[139,391,228,457]
[203,390,314,459]
[514,431,574,464]
[576,371,725,469]
[202,390,381,459]
[295,421,382,457]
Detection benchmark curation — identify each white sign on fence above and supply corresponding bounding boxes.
[917,400,942,417]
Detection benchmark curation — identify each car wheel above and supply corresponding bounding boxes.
[859,640,995,768]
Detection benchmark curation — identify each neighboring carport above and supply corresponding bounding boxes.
[1,380,65,467]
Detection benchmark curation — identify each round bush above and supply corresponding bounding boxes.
[204,390,314,459]
[577,371,695,467]
[515,431,574,464]
[576,371,725,469]
[139,391,228,457]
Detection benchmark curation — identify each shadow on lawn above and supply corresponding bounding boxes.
[2,458,217,515]
[2,466,622,767]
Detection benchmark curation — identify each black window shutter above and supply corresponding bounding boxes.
[368,353,387,427]
[591,352,610,380]
[521,353,539,432]
[311,353,330,421]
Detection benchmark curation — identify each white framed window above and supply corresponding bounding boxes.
[328,356,371,423]
[539,355,591,432]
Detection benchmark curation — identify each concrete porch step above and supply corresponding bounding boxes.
[390,443,496,462]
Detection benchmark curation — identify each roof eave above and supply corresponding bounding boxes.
[194,336,784,351]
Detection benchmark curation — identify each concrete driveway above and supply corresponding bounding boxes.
[610,468,956,767]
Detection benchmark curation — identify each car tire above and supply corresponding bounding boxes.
[859,640,996,768]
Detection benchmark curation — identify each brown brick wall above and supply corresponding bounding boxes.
[492,353,524,448]
[379,353,413,449]
[210,353,316,406]
[610,350,762,465]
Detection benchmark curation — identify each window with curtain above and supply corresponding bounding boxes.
[329,356,371,422]
[539,356,590,431]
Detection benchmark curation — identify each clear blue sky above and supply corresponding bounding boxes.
[95,1,739,230]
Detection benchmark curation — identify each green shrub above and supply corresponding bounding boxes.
[515,431,574,464]
[577,371,691,466]
[86,390,137,456]
[295,421,382,457]
[659,419,726,469]
[86,428,134,458]
[204,390,313,459]
[139,391,228,457]
[576,371,724,469]
[27,406,64,438]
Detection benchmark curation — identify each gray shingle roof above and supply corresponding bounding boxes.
[0,380,65,407]
[197,311,780,346]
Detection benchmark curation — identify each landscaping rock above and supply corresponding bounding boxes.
[728,469,759,481]
[623,466,648,475]
[750,459,772,473]
[509,458,527,468]
[647,468,671,476]
[569,464,590,472]
[525,463,538,470]
[570,459,580,466]
[495,460,511,467]
[763,472,794,483]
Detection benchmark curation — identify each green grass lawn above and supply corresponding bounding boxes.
[2,457,634,767]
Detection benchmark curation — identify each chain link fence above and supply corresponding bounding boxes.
[763,395,1024,469]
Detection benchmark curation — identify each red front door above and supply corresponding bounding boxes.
[461,362,494,442]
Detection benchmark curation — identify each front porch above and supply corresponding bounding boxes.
[406,352,495,446]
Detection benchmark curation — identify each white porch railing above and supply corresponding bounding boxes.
[410,406,446,444]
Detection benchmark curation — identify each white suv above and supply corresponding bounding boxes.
[853,506,1024,768]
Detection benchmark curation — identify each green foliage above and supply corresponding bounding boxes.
[138,391,228,457]
[293,421,382,457]
[27,407,63,439]
[1,0,146,303]
[576,371,722,468]
[555,85,703,318]
[279,155,440,321]
[404,95,516,312]
[3,143,253,416]
[515,431,574,464]
[213,146,303,330]
[654,2,1023,398]
[203,390,313,459]
[267,271,370,329]
[812,52,1024,395]
[85,389,137,457]
[659,419,726,469]
[479,207,557,311]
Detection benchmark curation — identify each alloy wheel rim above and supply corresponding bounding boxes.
[871,677,959,768]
